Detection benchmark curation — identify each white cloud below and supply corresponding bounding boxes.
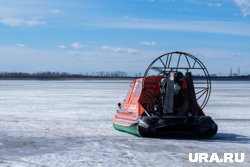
[234,0,250,17]
[58,45,66,49]
[52,9,60,15]
[67,50,81,56]
[71,42,82,49]
[0,45,88,72]
[16,43,26,48]
[0,17,44,27]
[0,44,249,75]
[207,3,222,7]
[101,45,139,54]
[189,48,244,58]
[139,41,157,46]
[87,18,250,36]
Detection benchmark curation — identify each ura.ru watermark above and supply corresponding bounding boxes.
[189,153,245,163]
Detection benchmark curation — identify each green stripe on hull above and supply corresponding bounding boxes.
[113,124,141,137]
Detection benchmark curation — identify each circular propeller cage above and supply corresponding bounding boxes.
[143,51,211,109]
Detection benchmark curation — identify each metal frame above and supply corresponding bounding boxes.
[143,51,211,109]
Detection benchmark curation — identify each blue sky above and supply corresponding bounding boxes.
[0,0,250,75]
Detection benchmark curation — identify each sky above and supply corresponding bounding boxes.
[0,0,250,76]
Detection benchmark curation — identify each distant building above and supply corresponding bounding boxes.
[229,67,233,76]
[210,74,217,77]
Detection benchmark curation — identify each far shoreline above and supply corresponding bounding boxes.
[1,72,249,81]
[0,76,250,81]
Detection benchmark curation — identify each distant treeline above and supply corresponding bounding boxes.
[0,71,134,80]
[0,72,250,80]
[209,75,250,81]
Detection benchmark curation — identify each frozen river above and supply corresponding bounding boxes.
[0,80,249,167]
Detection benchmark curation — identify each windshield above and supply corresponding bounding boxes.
[124,81,134,102]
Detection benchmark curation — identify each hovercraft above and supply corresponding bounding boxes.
[112,51,217,138]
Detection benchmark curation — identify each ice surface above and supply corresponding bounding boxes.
[0,80,249,167]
